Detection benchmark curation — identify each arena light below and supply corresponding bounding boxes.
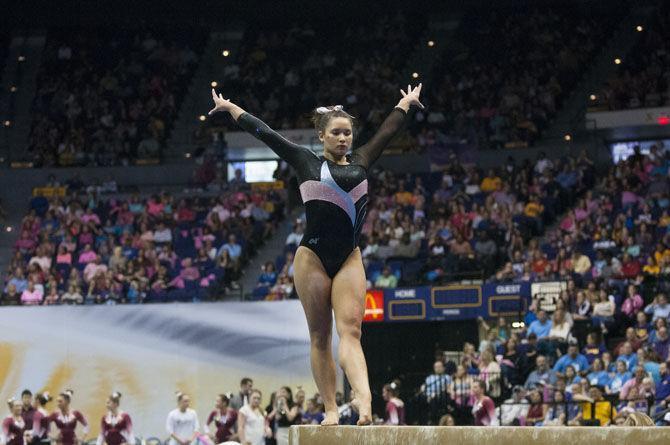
[427,40,435,47]
[636,25,644,32]
[564,134,572,141]
[614,58,622,65]
[3,120,10,127]
[222,50,230,57]
[185,152,192,158]
[17,55,25,62]
[211,81,218,88]
[412,72,419,79]
[658,116,670,126]
[9,86,17,93]
[5,226,12,232]
[589,94,596,101]
[198,115,206,122]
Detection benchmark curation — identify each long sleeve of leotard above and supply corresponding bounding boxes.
[350,107,407,169]
[236,112,317,170]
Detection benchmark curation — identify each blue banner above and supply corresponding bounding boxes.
[378,283,531,322]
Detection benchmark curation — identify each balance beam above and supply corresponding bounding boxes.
[288,425,665,445]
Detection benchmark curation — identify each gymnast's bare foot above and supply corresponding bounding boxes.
[350,396,372,426]
[321,411,339,426]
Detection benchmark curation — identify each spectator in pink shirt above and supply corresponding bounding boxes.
[84,256,108,283]
[78,225,95,246]
[56,246,73,266]
[146,195,164,216]
[621,284,644,320]
[14,230,36,252]
[169,258,200,289]
[21,281,43,305]
[78,244,97,265]
[620,366,649,400]
[621,188,642,208]
[80,208,101,225]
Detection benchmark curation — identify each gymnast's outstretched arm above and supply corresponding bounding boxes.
[208,89,316,168]
[350,83,425,169]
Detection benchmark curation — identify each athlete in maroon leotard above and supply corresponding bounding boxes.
[2,399,28,445]
[49,391,88,445]
[30,392,52,445]
[96,392,133,445]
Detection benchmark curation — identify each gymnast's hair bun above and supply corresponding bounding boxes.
[315,105,344,114]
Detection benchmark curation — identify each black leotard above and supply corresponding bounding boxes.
[236,107,407,278]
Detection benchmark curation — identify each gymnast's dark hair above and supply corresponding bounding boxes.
[35,392,52,405]
[310,105,355,135]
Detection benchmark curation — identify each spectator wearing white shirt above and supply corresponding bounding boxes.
[499,386,529,426]
[28,246,52,272]
[238,390,269,445]
[84,256,108,283]
[154,222,173,245]
[285,222,304,247]
[166,392,199,445]
[644,293,670,323]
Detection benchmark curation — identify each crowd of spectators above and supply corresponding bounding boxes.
[492,144,669,293]
[421,5,625,150]
[1,173,286,306]
[591,4,670,110]
[251,150,593,296]
[408,307,669,427]
[208,11,425,140]
[26,27,204,167]
[395,146,670,426]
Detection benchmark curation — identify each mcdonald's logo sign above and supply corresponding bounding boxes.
[363,290,384,322]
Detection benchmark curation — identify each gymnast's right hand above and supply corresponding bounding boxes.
[208,88,234,115]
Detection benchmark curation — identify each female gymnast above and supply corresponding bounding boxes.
[30,392,52,445]
[2,398,29,445]
[209,82,424,425]
[49,390,89,445]
[204,394,237,444]
[96,392,134,445]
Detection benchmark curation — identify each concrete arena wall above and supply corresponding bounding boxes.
[288,425,665,445]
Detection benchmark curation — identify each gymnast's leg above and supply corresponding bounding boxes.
[331,248,372,425]
[293,246,339,425]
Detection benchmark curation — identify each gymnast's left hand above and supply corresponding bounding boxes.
[398,83,425,110]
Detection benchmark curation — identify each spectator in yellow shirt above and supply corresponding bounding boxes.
[574,385,616,426]
[480,169,502,193]
[394,182,413,207]
[642,256,660,276]
[524,195,544,218]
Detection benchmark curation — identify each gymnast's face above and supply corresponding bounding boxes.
[320,117,353,159]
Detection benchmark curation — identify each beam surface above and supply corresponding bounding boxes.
[289,425,665,445]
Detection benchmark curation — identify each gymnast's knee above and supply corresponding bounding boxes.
[310,329,332,351]
[337,319,362,342]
